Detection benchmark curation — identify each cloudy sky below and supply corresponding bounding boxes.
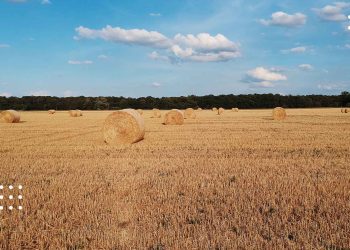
[0,0,349,97]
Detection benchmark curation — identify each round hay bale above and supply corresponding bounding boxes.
[0,110,20,123]
[212,107,218,112]
[69,110,83,117]
[164,109,184,125]
[197,108,202,111]
[48,109,56,114]
[218,107,224,115]
[103,109,145,145]
[273,107,287,120]
[151,108,161,118]
[137,109,143,115]
[184,108,196,119]
[232,108,239,112]
[345,108,349,113]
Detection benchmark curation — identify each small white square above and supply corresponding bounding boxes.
[0,185,3,189]
[18,195,23,199]
[18,185,23,190]
[9,195,13,200]
[9,185,13,190]
[0,195,3,199]
[18,206,23,210]
[0,206,3,210]
[8,206,13,210]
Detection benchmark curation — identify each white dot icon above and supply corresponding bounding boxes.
[18,206,23,210]
[18,195,23,199]
[0,185,3,189]
[9,195,13,200]
[18,185,23,190]
[8,206,13,210]
[0,195,3,199]
[9,185,13,190]
[0,206,3,210]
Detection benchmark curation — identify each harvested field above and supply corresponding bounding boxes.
[0,108,349,249]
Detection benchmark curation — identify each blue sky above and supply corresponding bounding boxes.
[0,0,349,97]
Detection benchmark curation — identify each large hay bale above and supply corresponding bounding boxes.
[232,108,239,112]
[151,108,161,118]
[218,107,224,115]
[273,107,287,120]
[69,110,83,117]
[212,107,218,112]
[184,108,196,119]
[164,109,184,125]
[48,109,56,114]
[103,109,145,145]
[0,110,20,123]
[137,109,143,115]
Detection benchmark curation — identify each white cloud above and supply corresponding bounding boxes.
[0,44,10,48]
[247,67,287,82]
[98,54,108,59]
[63,90,73,97]
[317,83,345,91]
[254,81,275,88]
[0,92,12,97]
[151,82,161,87]
[75,25,171,49]
[313,2,350,21]
[260,12,307,27]
[282,46,307,54]
[298,64,314,71]
[29,90,50,96]
[68,60,93,65]
[41,0,51,4]
[75,26,241,63]
[149,13,161,17]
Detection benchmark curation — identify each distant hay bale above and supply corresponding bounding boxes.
[48,109,56,114]
[137,109,143,115]
[103,109,145,145]
[0,110,20,123]
[212,107,218,112]
[69,110,83,117]
[232,108,239,112]
[218,107,224,115]
[164,109,184,125]
[151,108,161,118]
[273,107,287,120]
[341,108,344,113]
[197,108,202,111]
[184,108,196,119]
[345,109,349,113]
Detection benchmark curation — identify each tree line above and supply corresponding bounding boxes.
[0,92,349,111]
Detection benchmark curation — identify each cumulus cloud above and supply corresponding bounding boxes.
[68,60,93,65]
[282,46,307,54]
[75,25,171,49]
[151,82,162,87]
[298,64,313,71]
[260,12,307,27]
[313,2,350,21]
[0,44,10,48]
[98,54,108,59]
[75,26,241,63]
[149,13,161,17]
[244,67,287,88]
[0,92,12,97]
[29,90,50,96]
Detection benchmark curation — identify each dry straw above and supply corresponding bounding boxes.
[103,109,145,145]
[164,109,184,125]
[151,108,161,118]
[218,107,225,115]
[184,108,196,119]
[232,108,239,112]
[137,109,143,115]
[273,107,287,120]
[48,109,56,114]
[0,110,21,123]
[69,110,83,117]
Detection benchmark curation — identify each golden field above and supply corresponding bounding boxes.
[0,108,349,249]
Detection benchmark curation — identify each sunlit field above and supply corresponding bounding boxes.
[0,108,349,249]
